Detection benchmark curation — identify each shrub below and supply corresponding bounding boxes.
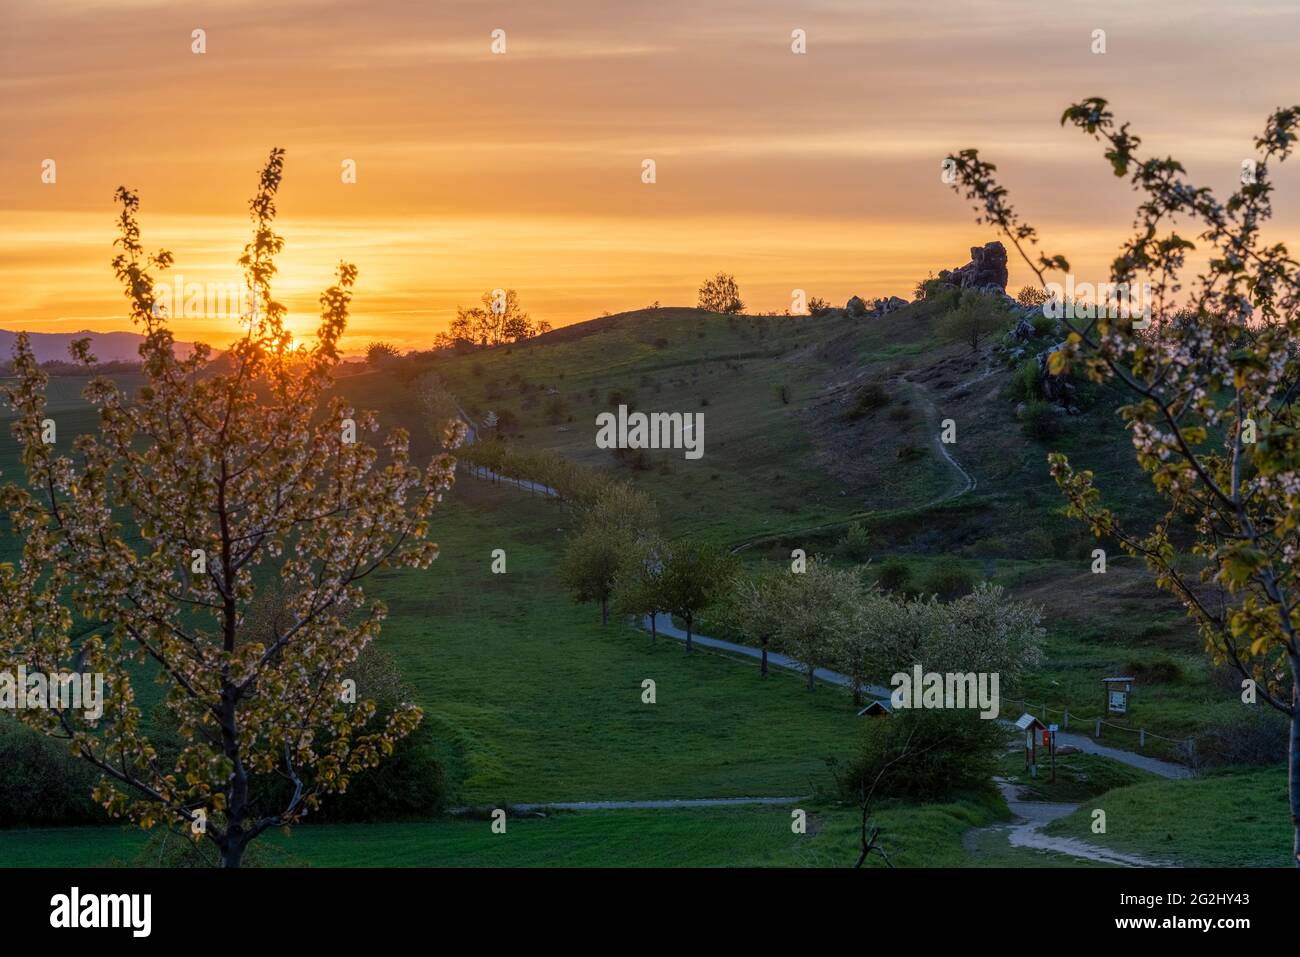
[606,388,637,411]
[922,556,973,598]
[896,443,925,461]
[875,558,912,594]
[1007,358,1042,402]
[697,272,745,314]
[1123,656,1183,684]
[264,646,446,822]
[835,710,1008,803]
[913,273,944,300]
[1015,285,1048,307]
[1030,311,1056,337]
[366,341,401,365]
[838,522,871,561]
[937,291,1011,352]
[1192,709,1289,768]
[543,395,567,424]
[1020,400,1062,441]
[845,381,889,420]
[0,720,102,826]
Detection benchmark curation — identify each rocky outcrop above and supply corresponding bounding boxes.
[937,241,1009,293]
[871,295,909,316]
[844,294,910,318]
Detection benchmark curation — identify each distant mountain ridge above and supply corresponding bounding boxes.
[0,330,199,365]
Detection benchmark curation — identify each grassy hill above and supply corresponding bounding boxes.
[0,293,1286,867]
[357,298,1237,753]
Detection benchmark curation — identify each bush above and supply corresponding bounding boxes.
[838,522,871,561]
[1192,709,1288,768]
[1020,400,1062,441]
[1007,358,1042,402]
[366,341,401,366]
[845,381,889,420]
[922,556,973,598]
[606,388,637,411]
[836,710,1008,802]
[1123,656,1183,684]
[913,273,945,300]
[543,395,567,424]
[697,272,745,314]
[1015,285,1048,307]
[937,291,1011,352]
[1030,311,1056,337]
[233,645,448,824]
[0,720,102,826]
[875,558,912,594]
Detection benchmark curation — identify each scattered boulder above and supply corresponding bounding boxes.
[846,294,909,318]
[870,295,910,316]
[937,241,1010,292]
[1010,317,1036,341]
[1037,341,1077,408]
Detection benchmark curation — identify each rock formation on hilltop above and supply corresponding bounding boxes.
[844,294,910,318]
[937,241,1009,293]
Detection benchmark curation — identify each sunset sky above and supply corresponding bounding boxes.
[2,0,1298,352]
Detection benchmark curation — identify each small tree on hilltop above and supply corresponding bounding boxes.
[449,289,545,348]
[366,340,401,366]
[0,149,460,868]
[697,272,745,314]
[948,98,1300,863]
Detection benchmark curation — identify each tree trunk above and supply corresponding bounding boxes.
[650,613,657,644]
[601,597,608,626]
[760,640,768,678]
[852,681,863,708]
[685,615,693,654]
[807,667,815,691]
[219,838,245,869]
[1291,664,1299,868]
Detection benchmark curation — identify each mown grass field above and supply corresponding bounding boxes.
[1044,766,1290,867]
[0,795,1009,868]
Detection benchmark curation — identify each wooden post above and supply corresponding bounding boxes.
[1095,719,1101,738]
[1064,708,1070,729]
[1050,729,1056,784]
[1140,729,1146,750]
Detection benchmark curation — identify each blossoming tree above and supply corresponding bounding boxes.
[947,100,1300,864]
[0,149,461,867]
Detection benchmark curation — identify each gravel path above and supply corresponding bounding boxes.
[645,613,892,699]
[993,780,1167,867]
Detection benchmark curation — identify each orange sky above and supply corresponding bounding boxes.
[2,0,1298,352]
